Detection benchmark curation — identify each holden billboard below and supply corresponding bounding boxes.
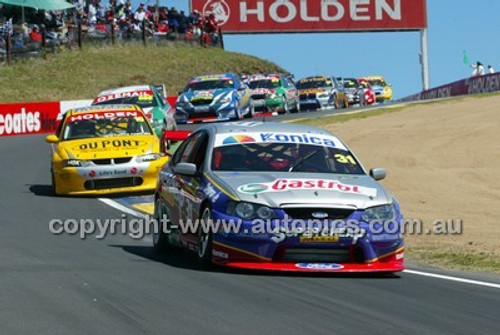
[191,0,427,34]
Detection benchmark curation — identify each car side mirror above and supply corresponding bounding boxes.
[370,168,387,181]
[45,135,59,144]
[173,162,198,176]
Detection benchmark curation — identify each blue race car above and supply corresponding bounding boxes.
[175,73,254,124]
[153,122,405,273]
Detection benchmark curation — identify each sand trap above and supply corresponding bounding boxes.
[324,96,500,261]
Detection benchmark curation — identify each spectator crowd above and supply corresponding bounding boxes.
[76,1,221,45]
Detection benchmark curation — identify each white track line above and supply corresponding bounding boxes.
[404,269,500,289]
[98,198,148,219]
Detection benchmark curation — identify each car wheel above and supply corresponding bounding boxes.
[292,99,300,113]
[333,94,339,109]
[197,206,213,265]
[51,170,58,196]
[282,97,290,114]
[244,102,255,119]
[344,97,349,109]
[153,198,172,253]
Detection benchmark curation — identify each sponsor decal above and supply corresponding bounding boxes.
[214,132,347,150]
[94,90,154,104]
[312,212,329,219]
[213,249,229,259]
[295,263,344,270]
[237,179,378,197]
[68,111,139,123]
[237,183,269,194]
[299,235,339,243]
[396,252,404,260]
[73,139,146,151]
[222,135,256,145]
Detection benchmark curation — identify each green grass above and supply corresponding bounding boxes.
[0,44,286,103]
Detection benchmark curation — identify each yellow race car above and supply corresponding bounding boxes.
[45,105,169,195]
[365,75,393,102]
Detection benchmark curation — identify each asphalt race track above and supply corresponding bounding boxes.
[1,108,500,334]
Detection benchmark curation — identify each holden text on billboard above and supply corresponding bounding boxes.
[192,0,427,33]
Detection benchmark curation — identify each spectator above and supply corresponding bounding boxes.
[203,14,219,45]
[471,61,484,77]
[29,25,42,42]
[189,9,202,36]
[168,8,179,33]
[134,3,147,23]
[177,10,189,34]
[88,1,98,26]
[488,65,495,74]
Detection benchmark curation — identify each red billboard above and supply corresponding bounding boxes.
[0,102,61,137]
[191,0,427,34]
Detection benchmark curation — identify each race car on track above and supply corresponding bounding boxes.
[337,77,363,106]
[175,73,253,124]
[45,105,169,195]
[92,85,177,138]
[357,78,377,106]
[247,73,299,114]
[296,76,348,110]
[153,122,405,273]
[365,75,393,102]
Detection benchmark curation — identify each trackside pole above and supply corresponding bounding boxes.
[420,29,430,91]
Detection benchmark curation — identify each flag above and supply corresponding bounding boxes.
[463,51,470,66]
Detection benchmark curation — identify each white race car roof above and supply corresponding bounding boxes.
[97,85,152,96]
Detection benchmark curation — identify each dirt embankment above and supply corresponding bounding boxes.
[324,96,500,271]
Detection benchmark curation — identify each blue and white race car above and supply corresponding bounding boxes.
[153,122,405,273]
[175,73,254,124]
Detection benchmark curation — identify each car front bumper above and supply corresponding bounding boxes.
[175,103,238,124]
[53,157,169,195]
[210,210,405,273]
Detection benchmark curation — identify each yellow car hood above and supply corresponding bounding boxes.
[57,136,158,160]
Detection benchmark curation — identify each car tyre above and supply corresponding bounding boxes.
[244,102,255,119]
[197,206,213,265]
[153,198,172,253]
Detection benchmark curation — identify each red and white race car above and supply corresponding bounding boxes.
[358,78,377,106]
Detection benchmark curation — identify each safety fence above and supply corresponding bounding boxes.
[399,73,500,102]
[0,22,224,63]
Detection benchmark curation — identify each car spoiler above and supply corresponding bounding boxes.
[164,130,192,142]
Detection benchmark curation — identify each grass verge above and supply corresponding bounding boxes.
[0,43,286,103]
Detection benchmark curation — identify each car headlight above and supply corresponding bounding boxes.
[318,93,330,98]
[63,159,90,167]
[137,153,163,163]
[226,202,276,220]
[266,93,277,99]
[176,101,190,108]
[362,204,395,222]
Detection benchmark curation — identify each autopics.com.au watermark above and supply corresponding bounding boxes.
[48,214,464,240]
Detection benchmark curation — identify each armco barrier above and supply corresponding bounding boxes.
[0,97,178,137]
[399,73,500,102]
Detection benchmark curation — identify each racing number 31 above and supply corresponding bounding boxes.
[335,154,356,165]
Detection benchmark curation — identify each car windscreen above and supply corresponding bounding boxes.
[368,79,387,87]
[212,143,364,175]
[342,79,358,88]
[248,79,281,89]
[93,91,158,108]
[296,79,332,90]
[62,114,152,140]
[186,80,234,91]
